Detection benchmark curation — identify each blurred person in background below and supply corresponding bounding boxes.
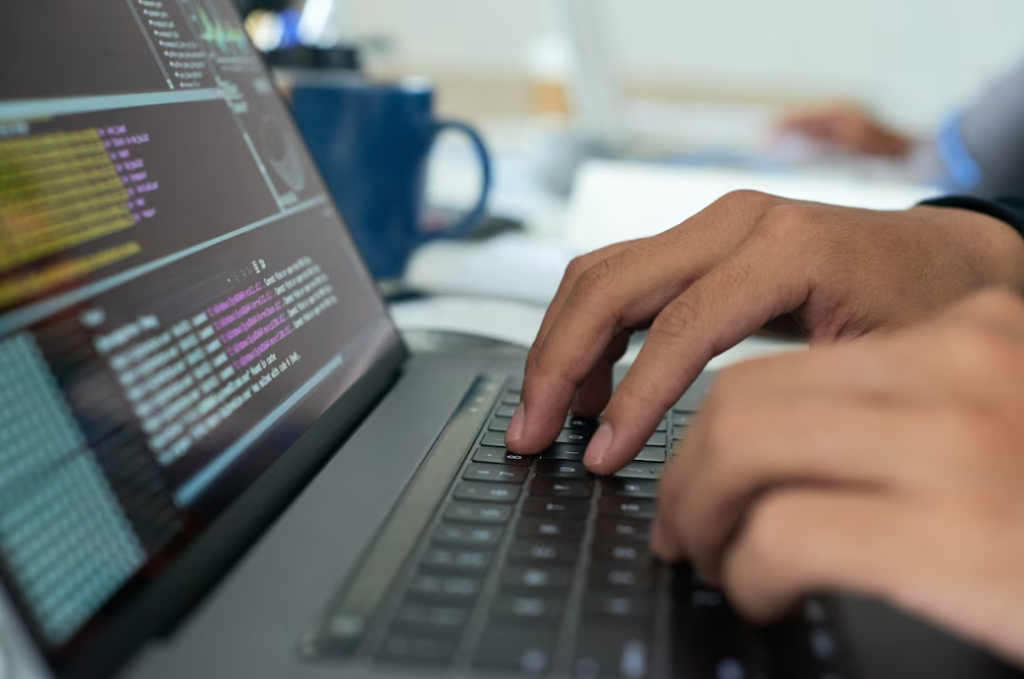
[780,56,1024,198]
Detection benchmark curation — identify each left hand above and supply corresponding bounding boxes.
[776,102,914,157]
[653,289,1024,667]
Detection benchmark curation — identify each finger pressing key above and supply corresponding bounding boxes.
[586,236,811,474]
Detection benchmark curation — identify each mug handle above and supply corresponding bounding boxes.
[425,120,493,237]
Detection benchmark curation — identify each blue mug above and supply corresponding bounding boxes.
[289,79,492,279]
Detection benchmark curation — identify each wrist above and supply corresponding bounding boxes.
[913,204,1024,294]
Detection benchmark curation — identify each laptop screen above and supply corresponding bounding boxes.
[0,0,398,669]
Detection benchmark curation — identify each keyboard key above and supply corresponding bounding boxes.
[809,627,840,662]
[516,517,585,541]
[502,393,521,405]
[537,459,593,479]
[455,481,521,503]
[530,477,594,498]
[492,595,566,622]
[393,603,469,633]
[588,565,655,590]
[320,612,367,653]
[573,625,652,679]
[421,547,492,572]
[672,412,694,427]
[489,418,511,432]
[592,542,651,565]
[557,430,591,444]
[711,658,752,679]
[445,502,513,524]
[672,426,686,441]
[409,573,482,599]
[646,433,667,447]
[684,584,731,612]
[508,540,580,564]
[473,447,533,467]
[523,497,589,519]
[377,634,457,664]
[474,627,554,675]
[670,587,759,679]
[566,416,599,430]
[803,598,830,624]
[464,463,528,484]
[502,565,574,590]
[596,518,651,542]
[584,593,654,619]
[676,563,715,589]
[434,524,504,547]
[613,462,664,481]
[599,497,656,519]
[481,431,510,447]
[654,419,667,432]
[601,478,657,499]
[496,404,518,418]
[541,444,587,461]
[635,447,667,463]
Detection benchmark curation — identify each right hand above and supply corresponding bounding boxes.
[777,103,914,157]
[652,289,1024,667]
[504,191,1024,473]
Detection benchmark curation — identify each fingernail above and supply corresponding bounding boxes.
[506,404,526,443]
[585,422,613,469]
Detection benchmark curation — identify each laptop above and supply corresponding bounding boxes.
[0,2,1021,679]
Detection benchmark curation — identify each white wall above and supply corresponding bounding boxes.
[330,0,1024,130]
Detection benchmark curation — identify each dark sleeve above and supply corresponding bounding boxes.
[920,195,1024,242]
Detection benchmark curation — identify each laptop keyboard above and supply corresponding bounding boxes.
[304,379,851,679]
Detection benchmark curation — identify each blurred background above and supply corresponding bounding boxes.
[241,0,1024,132]
[233,0,1024,352]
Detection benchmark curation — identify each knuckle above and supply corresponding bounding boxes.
[617,368,679,414]
[650,295,705,343]
[755,203,819,244]
[563,254,592,282]
[572,256,618,299]
[527,343,560,381]
[714,189,780,212]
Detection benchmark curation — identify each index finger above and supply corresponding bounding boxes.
[585,231,814,473]
[507,237,698,454]
[507,192,779,456]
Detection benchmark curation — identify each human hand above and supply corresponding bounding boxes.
[652,289,1024,666]
[777,103,914,157]
[504,191,1024,474]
